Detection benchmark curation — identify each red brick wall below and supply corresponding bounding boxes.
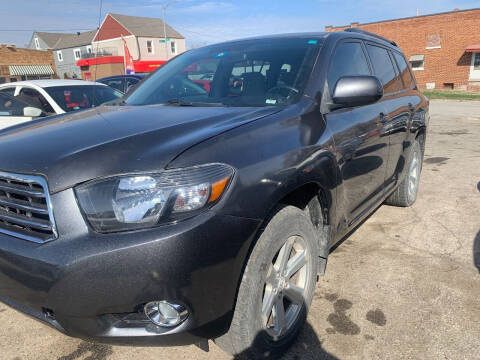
[326,9,480,90]
[94,14,132,41]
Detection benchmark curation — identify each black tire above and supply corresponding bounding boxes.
[385,139,423,207]
[215,206,319,358]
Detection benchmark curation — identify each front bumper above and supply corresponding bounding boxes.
[0,188,261,345]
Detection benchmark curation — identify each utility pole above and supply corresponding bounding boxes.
[162,0,177,62]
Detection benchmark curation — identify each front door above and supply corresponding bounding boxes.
[325,40,389,227]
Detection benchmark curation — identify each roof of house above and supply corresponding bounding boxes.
[109,13,184,39]
[35,30,96,49]
[34,32,65,48]
[53,30,97,49]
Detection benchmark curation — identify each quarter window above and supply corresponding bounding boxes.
[327,42,370,94]
[366,44,402,94]
[393,52,414,89]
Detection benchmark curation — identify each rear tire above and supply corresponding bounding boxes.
[385,139,423,207]
[215,206,319,358]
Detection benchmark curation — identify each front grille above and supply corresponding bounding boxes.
[0,171,57,243]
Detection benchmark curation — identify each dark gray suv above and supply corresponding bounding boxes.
[0,29,428,358]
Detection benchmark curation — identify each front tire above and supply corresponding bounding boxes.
[385,138,423,207]
[215,206,319,358]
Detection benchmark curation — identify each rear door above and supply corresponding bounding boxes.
[365,43,418,193]
[324,40,389,227]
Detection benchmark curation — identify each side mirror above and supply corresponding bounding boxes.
[332,75,383,108]
[23,106,43,118]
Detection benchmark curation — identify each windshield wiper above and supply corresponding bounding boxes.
[165,99,224,107]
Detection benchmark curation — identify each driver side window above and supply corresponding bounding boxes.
[19,87,54,114]
[0,93,28,117]
[327,42,371,95]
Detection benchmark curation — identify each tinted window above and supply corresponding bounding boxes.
[19,87,55,114]
[327,42,370,94]
[126,38,321,107]
[366,44,402,94]
[44,85,122,112]
[393,52,414,89]
[103,79,124,92]
[0,87,16,96]
[125,77,140,92]
[0,93,28,117]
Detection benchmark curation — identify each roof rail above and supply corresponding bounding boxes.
[344,28,397,47]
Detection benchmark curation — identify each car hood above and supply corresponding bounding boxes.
[0,104,281,193]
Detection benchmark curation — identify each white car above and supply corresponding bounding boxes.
[0,80,123,130]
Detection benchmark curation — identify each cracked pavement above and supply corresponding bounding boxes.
[1,99,479,359]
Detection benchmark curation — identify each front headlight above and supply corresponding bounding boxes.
[75,163,233,233]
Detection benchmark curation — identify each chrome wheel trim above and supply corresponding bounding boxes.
[262,235,310,341]
[408,148,421,201]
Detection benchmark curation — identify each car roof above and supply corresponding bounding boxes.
[198,31,398,52]
[0,80,107,88]
[97,74,146,81]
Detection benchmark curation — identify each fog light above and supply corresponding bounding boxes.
[144,301,188,327]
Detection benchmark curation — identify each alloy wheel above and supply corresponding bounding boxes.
[408,148,421,201]
[261,235,311,341]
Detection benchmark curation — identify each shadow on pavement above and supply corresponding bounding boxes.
[474,230,480,273]
[233,322,338,360]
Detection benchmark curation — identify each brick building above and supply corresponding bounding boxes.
[326,8,480,91]
[0,45,56,84]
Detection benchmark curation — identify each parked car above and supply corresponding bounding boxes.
[0,30,428,358]
[0,80,122,121]
[97,74,147,94]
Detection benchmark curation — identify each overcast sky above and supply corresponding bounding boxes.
[1,0,479,47]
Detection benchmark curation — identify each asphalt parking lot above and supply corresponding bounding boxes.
[1,99,479,360]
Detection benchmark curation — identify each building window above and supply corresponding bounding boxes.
[426,34,441,49]
[147,40,154,54]
[73,48,81,61]
[409,55,425,71]
[86,45,93,54]
[34,37,40,50]
[474,53,480,71]
[171,41,176,54]
[57,50,63,62]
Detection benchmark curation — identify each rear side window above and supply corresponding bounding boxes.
[327,42,370,94]
[366,44,402,94]
[0,87,16,96]
[393,52,414,89]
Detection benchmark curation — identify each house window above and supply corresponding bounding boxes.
[34,37,40,50]
[409,55,425,71]
[426,34,441,49]
[171,41,176,54]
[86,45,92,54]
[474,53,480,71]
[470,52,480,80]
[73,48,81,61]
[57,50,63,62]
[147,40,154,54]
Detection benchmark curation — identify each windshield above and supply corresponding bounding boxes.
[45,85,123,112]
[126,38,321,107]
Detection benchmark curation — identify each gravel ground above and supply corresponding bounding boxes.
[1,99,480,360]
